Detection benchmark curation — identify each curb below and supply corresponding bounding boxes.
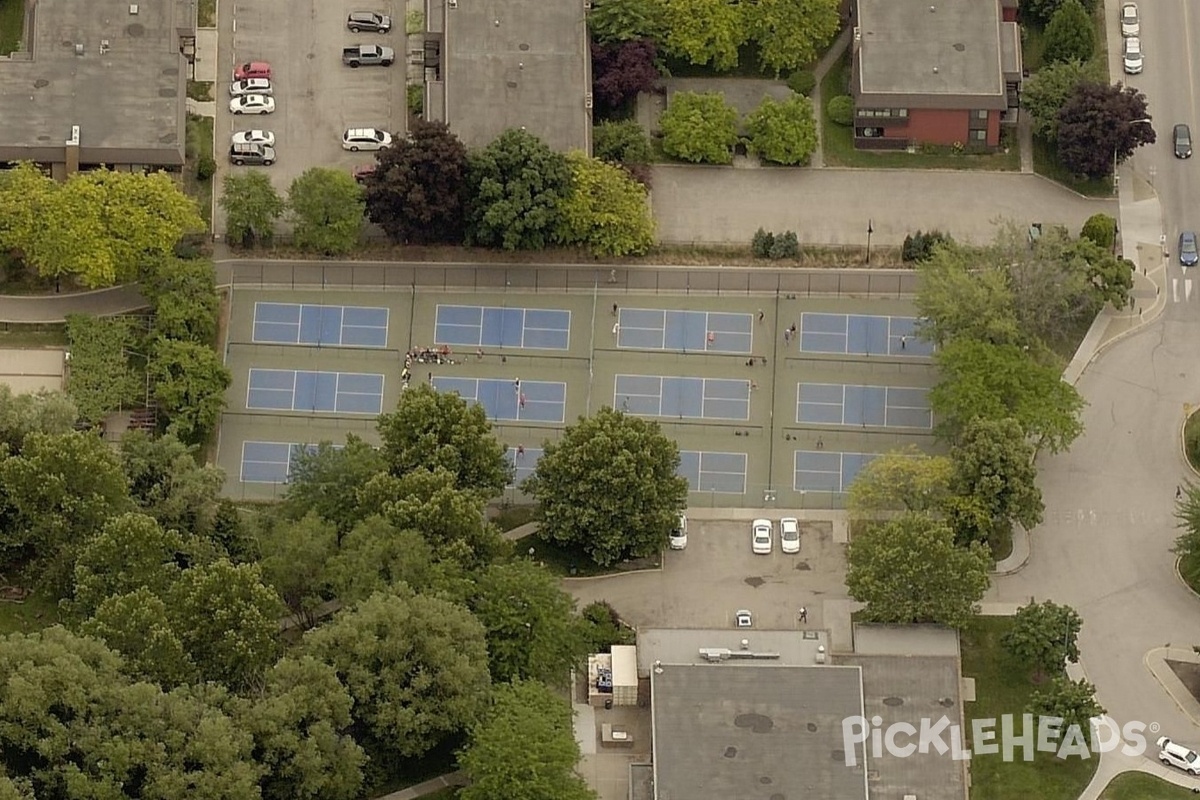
[1173,556,1200,602]
[1181,408,1200,480]
[562,563,663,582]
[1142,647,1200,729]
[990,524,1031,577]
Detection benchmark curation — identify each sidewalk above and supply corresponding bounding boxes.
[808,26,853,169]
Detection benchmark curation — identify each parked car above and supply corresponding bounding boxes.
[751,518,772,554]
[342,127,391,151]
[342,44,395,67]
[232,61,271,81]
[780,517,800,554]
[1157,737,1200,775]
[232,130,275,147]
[347,11,392,32]
[229,78,272,97]
[1175,124,1193,159]
[1180,231,1199,267]
[1120,2,1139,37]
[1123,37,1143,74]
[229,142,275,166]
[352,164,377,183]
[669,513,688,550]
[230,94,275,115]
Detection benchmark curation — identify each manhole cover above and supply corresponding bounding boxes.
[807,722,818,732]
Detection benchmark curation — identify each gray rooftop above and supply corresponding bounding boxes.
[0,0,190,165]
[855,0,1004,101]
[636,628,829,676]
[650,664,868,800]
[433,0,590,152]
[852,623,960,656]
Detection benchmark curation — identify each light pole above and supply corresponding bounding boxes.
[866,219,874,264]
[1113,118,1153,195]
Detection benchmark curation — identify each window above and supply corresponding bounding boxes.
[972,129,987,141]
[858,108,908,118]
[976,109,988,119]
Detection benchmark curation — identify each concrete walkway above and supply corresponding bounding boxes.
[0,285,147,323]
[372,771,468,800]
[808,26,853,169]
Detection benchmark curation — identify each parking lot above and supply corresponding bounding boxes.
[217,0,407,228]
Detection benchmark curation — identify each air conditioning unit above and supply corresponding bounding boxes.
[447,0,457,7]
[584,93,593,109]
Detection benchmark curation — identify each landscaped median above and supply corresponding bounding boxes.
[1097,771,1200,798]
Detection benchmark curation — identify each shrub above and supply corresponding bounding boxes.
[752,228,774,258]
[827,95,855,126]
[594,120,653,166]
[902,229,953,263]
[195,156,216,181]
[1080,213,1117,251]
[406,84,424,115]
[769,230,799,259]
[786,70,816,96]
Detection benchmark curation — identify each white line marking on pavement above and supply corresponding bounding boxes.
[1173,278,1179,304]
[1187,279,1194,302]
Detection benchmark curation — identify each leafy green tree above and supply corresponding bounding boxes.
[1042,0,1094,65]
[287,167,366,255]
[471,560,589,685]
[594,120,653,167]
[376,383,511,495]
[459,679,596,800]
[149,337,232,445]
[64,314,145,424]
[827,95,854,125]
[119,431,224,537]
[282,435,386,534]
[1020,60,1103,140]
[914,245,1022,347]
[221,171,286,247]
[81,588,197,687]
[466,129,572,250]
[1073,237,1134,310]
[1080,213,1117,251]
[901,229,954,263]
[580,601,635,652]
[165,559,283,689]
[587,0,664,43]
[660,91,739,164]
[0,163,65,284]
[0,385,77,453]
[325,516,440,603]
[257,513,337,624]
[930,339,1085,452]
[142,257,220,344]
[658,0,746,70]
[526,407,690,566]
[305,587,491,759]
[745,95,818,165]
[554,152,655,256]
[951,416,1044,537]
[846,513,991,628]
[1021,0,1098,27]
[744,0,839,74]
[1027,677,1105,738]
[1002,600,1083,681]
[67,511,185,618]
[845,448,954,517]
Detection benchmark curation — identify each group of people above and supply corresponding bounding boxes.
[408,346,456,365]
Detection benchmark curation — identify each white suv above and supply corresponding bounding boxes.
[1157,736,1200,774]
[780,517,800,554]
[669,513,688,550]
[342,127,392,151]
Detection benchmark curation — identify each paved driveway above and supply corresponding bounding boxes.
[651,166,1117,247]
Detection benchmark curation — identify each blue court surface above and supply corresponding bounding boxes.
[246,369,385,414]
[505,446,544,486]
[435,305,571,350]
[798,313,934,357]
[617,308,753,354]
[678,450,747,493]
[252,302,389,347]
[614,375,750,421]
[793,450,877,493]
[240,441,344,484]
[796,383,932,429]
[432,377,566,423]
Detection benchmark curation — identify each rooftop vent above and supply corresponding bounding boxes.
[74,43,83,55]
[447,0,457,6]
[740,639,750,650]
[100,39,110,54]
[929,5,935,11]
[129,3,139,13]
[933,66,939,73]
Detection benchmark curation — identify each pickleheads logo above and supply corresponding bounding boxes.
[840,714,1157,766]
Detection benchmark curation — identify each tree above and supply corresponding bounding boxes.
[376,383,511,495]
[845,448,954,517]
[119,431,225,538]
[554,152,655,257]
[745,95,818,166]
[951,417,1044,537]
[0,385,77,453]
[1073,237,1134,309]
[659,91,739,165]
[1020,60,1103,140]
[1057,82,1155,179]
[256,513,336,624]
[325,516,440,603]
[593,120,653,167]
[587,0,664,43]
[901,229,954,263]
[592,40,660,112]
[526,407,690,566]
[658,0,746,70]
[744,0,839,74]
[221,171,286,247]
[845,513,991,628]
[914,246,1022,347]
[1002,600,1083,681]
[1020,0,1098,27]
[580,601,636,652]
[1080,213,1117,251]
[471,560,589,685]
[1042,0,1095,65]
[459,679,596,800]
[282,435,387,534]
[1174,482,1200,570]
[827,95,854,126]
[165,559,283,689]
[143,257,220,344]
[930,339,1085,452]
[305,588,491,758]
[1027,677,1105,738]
[148,337,232,444]
[466,129,573,250]
[64,314,145,424]
[81,588,197,687]
[287,167,365,255]
[362,119,471,245]
[67,512,186,618]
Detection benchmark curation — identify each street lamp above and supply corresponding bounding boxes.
[1113,118,1153,195]
[866,219,874,264]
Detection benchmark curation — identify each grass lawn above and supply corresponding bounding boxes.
[0,323,68,347]
[187,81,214,102]
[420,789,459,800]
[184,114,214,226]
[198,0,216,27]
[0,0,23,55]
[0,590,61,636]
[492,505,536,533]
[1032,136,1112,198]
[522,537,660,578]
[961,617,1098,800]
[1178,550,1200,595]
[1098,771,1199,798]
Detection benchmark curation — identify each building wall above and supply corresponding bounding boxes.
[860,108,1001,148]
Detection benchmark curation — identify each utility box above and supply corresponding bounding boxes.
[610,645,638,706]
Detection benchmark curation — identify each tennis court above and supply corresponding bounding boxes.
[246,369,385,414]
[434,305,571,350]
[798,313,933,357]
[252,302,389,347]
[793,450,877,493]
[239,441,345,483]
[678,450,748,493]
[614,375,750,420]
[432,377,567,423]
[506,446,544,486]
[796,383,932,429]
[617,308,753,354]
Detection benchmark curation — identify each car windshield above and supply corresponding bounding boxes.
[1181,130,1192,145]
[1185,238,1197,254]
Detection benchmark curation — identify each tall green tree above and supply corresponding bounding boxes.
[256,513,337,625]
[744,0,839,74]
[149,337,231,445]
[1020,60,1103,141]
[1027,677,1105,739]
[845,448,955,517]
[526,407,690,566]
[845,513,991,628]
[1057,82,1155,179]
[0,385,77,454]
[1019,0,1097,25]
[745,95,819,165]
[1041,0,1095,65]
[658,0,746,70]
[459,679,596,800]
[282,435,386,534]
[914,245,1022,348]
[81,588,197,687]
[466,129,572,250]
[325,516,440,604]
[554,152,655,256]
[119,431,225,538]
[1001,600,1083,681]
[951,417,1044,538]
[221,171,286,247]
[587,0,664,43]
[1079,213,1118,251]
[287,167,366,255]
[142,257,220,344]
[64,314,145,424]
[67,511,186,618]
[659,91,739,164]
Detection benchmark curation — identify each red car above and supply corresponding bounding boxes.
[233,61,272,82]
[352,164,376,184]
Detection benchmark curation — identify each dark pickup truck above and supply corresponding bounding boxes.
[342,44,395,67]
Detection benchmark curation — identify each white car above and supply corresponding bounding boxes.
[780,517,800,554]
[1123,37,1143,75]
[229,78,272,97]
[751,518,772,554]
[230,95,275,115]
[1158,737,1200,774]
[342,127,392,151]
[231,130,275,147]
[1120,2,1139,37]
[669,513,688,550]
